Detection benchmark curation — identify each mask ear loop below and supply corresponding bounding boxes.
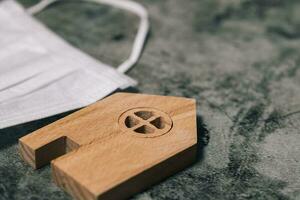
[27,0,150,73]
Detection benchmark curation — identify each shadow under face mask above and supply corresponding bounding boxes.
[0,0,149,129]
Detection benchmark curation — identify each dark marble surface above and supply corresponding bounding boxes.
[1,0,300,199]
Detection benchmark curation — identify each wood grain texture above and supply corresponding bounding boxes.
[19,93,197,200]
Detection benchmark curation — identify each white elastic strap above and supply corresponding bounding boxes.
[27,0,149,73]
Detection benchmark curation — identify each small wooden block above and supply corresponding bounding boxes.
[19,93,197,200]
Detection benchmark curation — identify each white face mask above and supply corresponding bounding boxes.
[0,0,149,129]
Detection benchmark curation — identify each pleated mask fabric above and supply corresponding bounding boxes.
[0,0,149,129]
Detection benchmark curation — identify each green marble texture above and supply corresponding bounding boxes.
[1,0,300,199]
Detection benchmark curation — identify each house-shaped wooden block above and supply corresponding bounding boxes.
[19,93,197,200]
